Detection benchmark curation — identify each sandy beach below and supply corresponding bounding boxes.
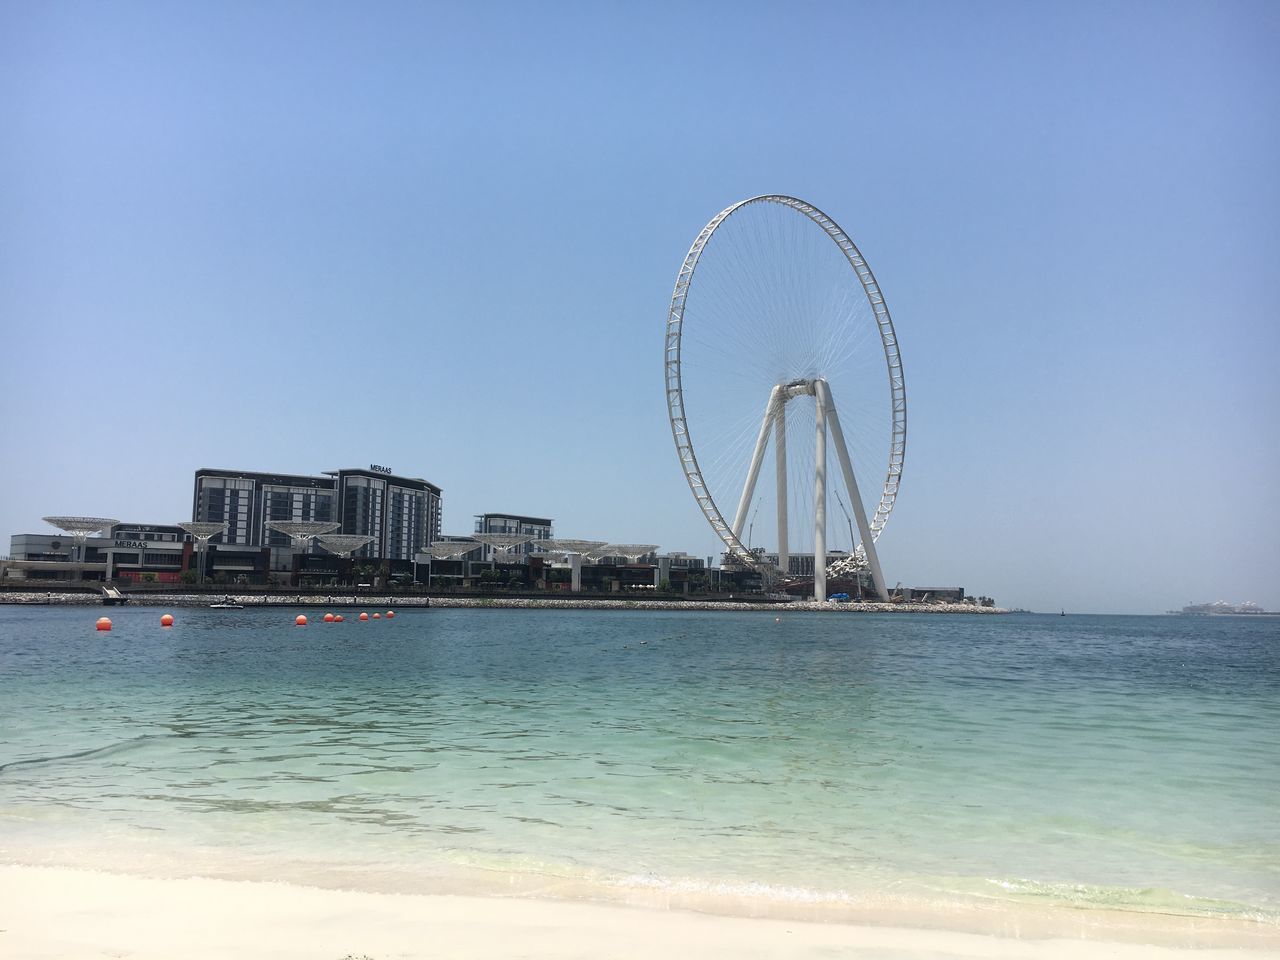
[1,865,1276,960]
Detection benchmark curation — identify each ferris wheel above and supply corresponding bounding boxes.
[664,196,906,601]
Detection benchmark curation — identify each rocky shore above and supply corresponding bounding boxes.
[432,597,1005,613]
[0,590,1005,613]
[0,591,429,608]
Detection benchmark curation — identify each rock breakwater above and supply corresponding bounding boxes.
[2,591,1005,613]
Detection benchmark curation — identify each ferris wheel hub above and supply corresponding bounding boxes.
[781,378,819,399]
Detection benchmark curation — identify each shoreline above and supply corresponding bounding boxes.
[0,589,1005,613]
[0,864,1274,959]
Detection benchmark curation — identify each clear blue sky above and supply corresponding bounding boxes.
[2,0,1276,614]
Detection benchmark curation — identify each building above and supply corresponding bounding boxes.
[5,533,108,580]
[903,587,965,602]
[472,513,553,561]
[657,551,705,570]
[6,523,212,583]
[760,550,851,577]
[193,468,335,571]
[329,468,441,561]
[193,465,441,571]
[94,523,189,582]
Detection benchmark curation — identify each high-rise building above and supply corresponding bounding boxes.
[328,468,440,561]
[193,466,441,569]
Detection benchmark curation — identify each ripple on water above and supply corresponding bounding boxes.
[0,607,1277,928]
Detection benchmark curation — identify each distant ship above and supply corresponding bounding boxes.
[1172,601,1273,616]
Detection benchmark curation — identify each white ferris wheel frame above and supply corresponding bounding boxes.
[663,195,906,597]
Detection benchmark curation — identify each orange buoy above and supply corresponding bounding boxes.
[334,615,344,623]
[323,613,335,622]
[295,614,307,626]
[160,613,175,627]
[372,612,381,619]
[386,610,395,619]
[95,616,112,632]
[359,612,369,621]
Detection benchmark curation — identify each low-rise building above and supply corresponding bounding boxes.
[903,587,965,602]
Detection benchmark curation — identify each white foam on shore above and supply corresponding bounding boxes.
[1,863,1275,959]
[4,830,1273,952]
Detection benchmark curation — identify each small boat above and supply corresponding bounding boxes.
[209,596,244,609]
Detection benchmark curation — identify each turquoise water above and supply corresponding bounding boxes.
[0,606,1276,925]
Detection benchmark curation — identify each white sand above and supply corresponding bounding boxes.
[1,865,1275,960]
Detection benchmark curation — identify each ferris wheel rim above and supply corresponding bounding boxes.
[663,194,907,573]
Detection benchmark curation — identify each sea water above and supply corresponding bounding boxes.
[0,606,1276,928]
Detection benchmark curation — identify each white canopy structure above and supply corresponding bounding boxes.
[315,534,375,558]
[426,540,480,560]
[266,520,340,546]
[531,539,607,556]
[43,516,117,541]
[420,540,480,588]
[531,539,607,591]
[177,520,229,585]
[470,532,536,563]
[41,516,118,581]
[266,520,342,586]
[594,544,660,562]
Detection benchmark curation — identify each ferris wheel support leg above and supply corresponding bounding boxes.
[731,386,783,544]
[775,410,788,576]
[814,387,828,603]
[818,380,889,602]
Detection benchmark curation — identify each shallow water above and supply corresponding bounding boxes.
[0,606,1276,925]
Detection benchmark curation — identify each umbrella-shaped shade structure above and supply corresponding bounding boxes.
[266,520,341,546]
[43,516,117,541]
[422,540,481,587]
[592,544,660,562]
[176,521,229,585]
[177,521,229,540]
[471,532,536,562]
[266,521,342,587]
[530,539,607,592]
[315,534,375,558]
[426,540,480,560]
[43,516,119,579]
[313,534,375,587]
[531,539,607,557]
